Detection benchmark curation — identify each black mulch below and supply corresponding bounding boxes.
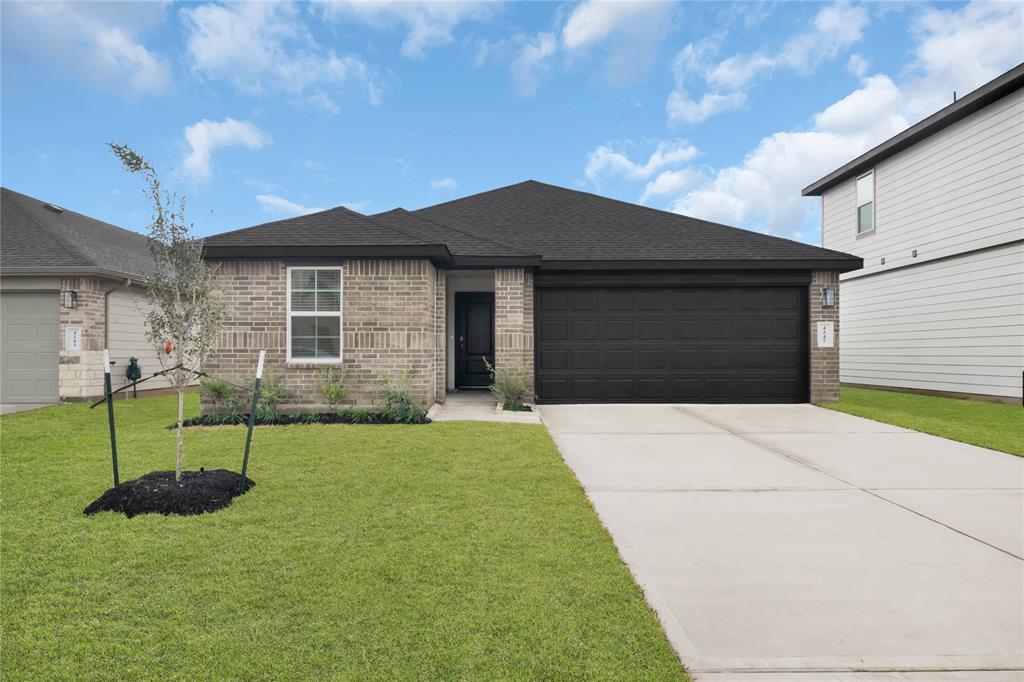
[83,469,255,518]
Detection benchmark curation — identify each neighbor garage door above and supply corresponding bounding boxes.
[1,292,59,404]
[535,286,807,403]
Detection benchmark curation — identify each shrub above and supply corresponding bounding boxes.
[250,369,286,421]
[484,359,528,410]
[344,407,376,424]
[200,378,241,417]
[373,370,428,424]
[317,367,348,412]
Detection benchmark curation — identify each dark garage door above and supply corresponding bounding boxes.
[535,286,806,403]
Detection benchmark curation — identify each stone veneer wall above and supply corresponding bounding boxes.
[810,270,840,403]
[59,276,108,399]
[494,268,535,399]
[204,259,445,411]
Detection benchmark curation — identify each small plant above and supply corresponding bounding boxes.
[484,359,529,411]
[374,370,428,424]
[200,378,241,417]
[250,369,286,421]
[344,407,375,424]
[317,367,348,412]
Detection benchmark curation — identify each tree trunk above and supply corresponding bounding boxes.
[176,387,184,481]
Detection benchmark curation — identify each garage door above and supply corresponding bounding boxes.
[535,286,806,403]
[1,292,59,404]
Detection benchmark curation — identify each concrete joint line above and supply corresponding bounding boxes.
[671,406,1024,563]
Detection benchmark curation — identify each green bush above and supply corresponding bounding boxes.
[200,378,241,417]
[250,369,286,421]
[374,370,428,424]
[484,359,528,410]
[316,367,348,412]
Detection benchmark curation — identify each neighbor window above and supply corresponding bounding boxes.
[288,267,341,361]
[856,170,874,234]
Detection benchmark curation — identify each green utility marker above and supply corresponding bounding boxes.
[103,349,120,487]
[238,350,265,493]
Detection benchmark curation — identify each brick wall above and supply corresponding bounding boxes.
[205,259,445,411]
[494,268,535,399]
[810,270,840,403]
[59,276,108,399]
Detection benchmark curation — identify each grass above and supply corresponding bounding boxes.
[822,386,1024,456]
[0,394,686,681]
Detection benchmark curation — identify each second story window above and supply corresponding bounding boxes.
[856,170,874,235]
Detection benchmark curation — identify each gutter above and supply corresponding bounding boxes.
[0,266,148,283]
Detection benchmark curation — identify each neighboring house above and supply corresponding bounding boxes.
[0,187,169,405]
[804,64,1024,404]
[201,181,861,408]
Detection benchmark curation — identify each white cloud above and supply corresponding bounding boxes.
[561,0,674,84]
[668,2,869,125]
[256,194,325,217]
[585,140,699,183]
[2,1,170,97]
[627,1,1023,241]
[183,118,270,180]
[321,1,498,58]
[430,177,458,190]
[562,1,671,50]
[182,2,380,106]
[510,33,557,96]
[640,168,702,203]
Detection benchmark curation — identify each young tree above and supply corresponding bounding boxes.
[109,142,225,481]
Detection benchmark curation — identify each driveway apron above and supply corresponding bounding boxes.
[541,403,1024,682]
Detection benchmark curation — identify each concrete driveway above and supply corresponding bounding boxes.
[541,404,1024,681]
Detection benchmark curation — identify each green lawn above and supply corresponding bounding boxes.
[822,386,1024,456]
[1,395,686,681]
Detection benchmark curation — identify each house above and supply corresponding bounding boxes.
[201,181,861,408]
[0,187,170,405]
[804,64,1024,404]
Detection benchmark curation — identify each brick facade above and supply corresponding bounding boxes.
[59,276,108,399]
[494,268,535,399]
[809,270,840,403]
[205,259,446,411]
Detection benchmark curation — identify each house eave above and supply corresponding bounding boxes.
[0,266,147,283]
[537,258,864,273]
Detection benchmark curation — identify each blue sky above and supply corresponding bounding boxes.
[2,1,1021,244]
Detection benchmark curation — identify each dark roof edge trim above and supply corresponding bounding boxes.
[802,63,1024,196]
[0,266,147,282]
[201,245,545,268]
[537,258,864,273]
[202,244,455,264]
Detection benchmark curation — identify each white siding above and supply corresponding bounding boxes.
[107,288,175,391]
[840,242,1024,399]
[822,87,1024,277]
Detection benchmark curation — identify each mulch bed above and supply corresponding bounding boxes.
[178,412,430,428]
[83,469,255,518]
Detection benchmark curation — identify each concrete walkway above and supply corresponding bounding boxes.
[542,403,1024,681]
[428,391,541,424]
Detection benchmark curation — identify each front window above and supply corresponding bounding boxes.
[856,170,874,235]
[288,267,341,361]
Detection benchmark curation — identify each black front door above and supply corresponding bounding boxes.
[454,292,494,388]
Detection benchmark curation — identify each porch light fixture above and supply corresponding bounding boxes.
[820,287,835,308]
[62,290,78,309]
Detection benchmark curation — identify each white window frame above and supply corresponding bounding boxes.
[856,169,875,237]
[286,266,343,364]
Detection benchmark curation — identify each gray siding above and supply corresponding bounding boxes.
[840,242,1023,399]
[107,287,175,390]
[821,86,1024,400]
[822,87,1023,274]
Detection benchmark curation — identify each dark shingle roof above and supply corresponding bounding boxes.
[203,204,429,247]
[1,187,155,278]
[203,180,860,270]
[414,181,858,264]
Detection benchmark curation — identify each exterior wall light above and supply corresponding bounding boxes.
[820,287,835,308]
[63,290,79,309]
